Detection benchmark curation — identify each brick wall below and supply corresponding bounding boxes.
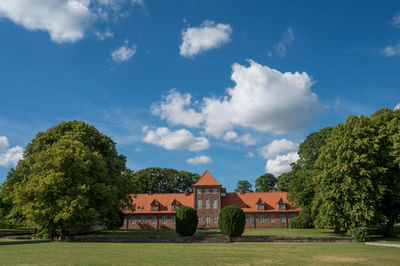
[194,185,221,229]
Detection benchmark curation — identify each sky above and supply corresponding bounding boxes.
[0,0,400,191]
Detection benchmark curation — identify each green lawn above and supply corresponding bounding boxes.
[87,228,344,238]
[0,242,399,265]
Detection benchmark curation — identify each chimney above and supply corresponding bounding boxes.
[148,191,152,195]
[240,189,244,194]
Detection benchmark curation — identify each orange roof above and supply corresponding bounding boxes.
[221,192,299,213]
[193,170,221,186]
[124,193,194,214]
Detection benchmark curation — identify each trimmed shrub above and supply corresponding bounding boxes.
[219,205,246,237]
[348,227,369,242]
[176,206,198,236]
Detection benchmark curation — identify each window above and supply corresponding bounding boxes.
[205,216,210,226]
[172,205,178,211]
[198,216,202,224]
[279,204,285,210]
[212,188,218,194]
[152,216,157,224]
[162,216,167,224]
[172,215,176,224]
[205,188,210,194]
[197,200,202,209]
[205,200,210,209]
[131,216,136,224]
[281,215,286,223]
[141,216,146,224]
[213,216,218,224]
[152,205,158,211]
[248,215,254,223]
[270,215,275,223]
[213,200,218,209]
[259,215,264,223]
[197,189,202,194]
[257,204,264,210]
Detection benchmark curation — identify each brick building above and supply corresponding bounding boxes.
[122,170,299,230]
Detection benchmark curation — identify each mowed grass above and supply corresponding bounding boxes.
[1,241,400,265]
[87,228,343,238]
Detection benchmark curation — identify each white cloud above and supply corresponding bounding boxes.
[153,60,323,138]
[111,41,136,62]
[274,27,295,57]
[245,152,254,158]
[142,127,209,151]
[180,20,232,57]
[186,155,212,165]
[222,131,256,146]
[95,28,114,40]
[0,0,140,43]
[0,136,23,167]
[392,12,400,27]
[382,43,400,57]
[134,147,141,152]
[258,139,298,159]
[265,152,299,176]
[395,103,400,110]
[151,89,203,128]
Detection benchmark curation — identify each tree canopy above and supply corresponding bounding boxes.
[131,167,199,193]
[234,180,253,193]
[255,173,276,192]
[1,121,133,237]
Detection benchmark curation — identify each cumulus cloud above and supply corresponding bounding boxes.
[382,43,400,57]
[111,41,136,62]
[151,89,203,128]
[265,152,299,176]
[180,20,232,57]
[274,27,295,57]
[222,131,256,146]
[392,12,400,28]
[0,0,141,43]
[0,136,23,167]
[186,155,212,165]
[142,127,209,151]
[258,139,298,159]
[245,152,254,158]
[95,28,114,40]
[395,103,400,110]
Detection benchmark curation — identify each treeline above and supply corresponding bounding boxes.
[0,121,199,238]
[287,108,400,238]
[234,173,290,193]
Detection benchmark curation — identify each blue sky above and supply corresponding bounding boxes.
[0,0,399,191]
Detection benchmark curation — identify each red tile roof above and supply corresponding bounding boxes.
[124,193,194,214]
[193,170,221,186]
[221,192,298,213]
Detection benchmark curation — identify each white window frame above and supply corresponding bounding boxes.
[197,189,202,194]
[279,204,285,210]
[259,215,264,223]
[270,215,275,223]
[257,204,264,210]
[152,205,158,211]
[131,216,136,224]
[172,205,178,211]
[281,215,286,223]
[198,216,202,224]
[197,200,202,209]
[212,188,218,194]
[205,200,210,209]
[172,215,176,225]
[162,216,167,224]
[213,200,218,209]
[248,215,254,223]
[205,216,210,226]
[213,216,218,223]
[151,216,157,224]
[205,189,210,194]
[141,216,146,224]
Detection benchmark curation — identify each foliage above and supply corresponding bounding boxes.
[348,227,369,242]
[218,205,246,237]
[234,180,253,193]
[131,167,199,193]
[175,206,198,237]
[276,172,291,192]
[289,212,313,229]
[255,173,276,192]
[1,121,133,238]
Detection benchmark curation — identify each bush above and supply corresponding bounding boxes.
[219,205,246,237]
[348,227,369,242]
[289,212,313,228]
[176,206,198,236]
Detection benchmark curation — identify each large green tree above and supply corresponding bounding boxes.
[131,167,199,193]
[276,172,291,192]
[2,121,133,237]
[255,173,276,192]
[234,180,253,193]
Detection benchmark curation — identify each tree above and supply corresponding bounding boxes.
[2,121,133,238]
[175,206,198,236]
[276,172,291,192]
[218,205,246,237]
[255,173,276,192]
[234,180,253,193]
[132,168,199,193]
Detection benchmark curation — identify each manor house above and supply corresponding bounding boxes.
[121,170,299,229]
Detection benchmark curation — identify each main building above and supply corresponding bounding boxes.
[122,170,299,230]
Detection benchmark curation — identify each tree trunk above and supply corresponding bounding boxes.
[384,218,395,238]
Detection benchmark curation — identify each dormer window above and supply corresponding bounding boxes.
[172,205,178,210]
[151,200,161,211]
[152,205,158,211]
[256,198,265,210]
[277,198,286,210]
[171,199,181,211]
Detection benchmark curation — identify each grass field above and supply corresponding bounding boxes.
[1,241,399,265]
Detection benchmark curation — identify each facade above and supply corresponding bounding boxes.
[121,170,299,230]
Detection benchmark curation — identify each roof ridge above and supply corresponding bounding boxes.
[193,170,221,186]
